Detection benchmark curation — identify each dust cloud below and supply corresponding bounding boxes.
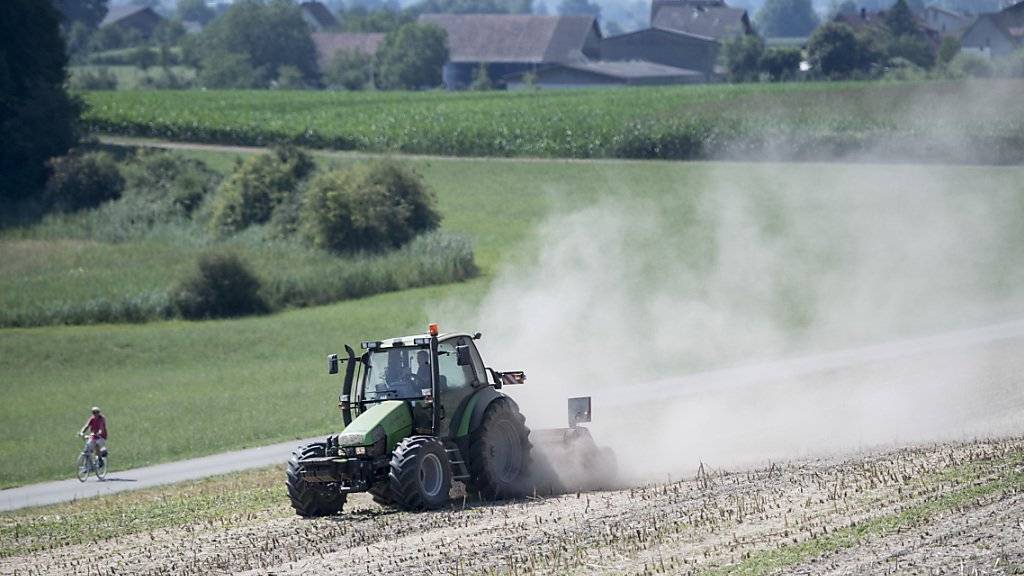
[436,161,1024,482]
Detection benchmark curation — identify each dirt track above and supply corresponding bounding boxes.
[4,438,1022,576]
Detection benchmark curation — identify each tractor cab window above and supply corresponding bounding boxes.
[363,347,427,401]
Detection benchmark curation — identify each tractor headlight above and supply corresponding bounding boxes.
[354,446,367,456]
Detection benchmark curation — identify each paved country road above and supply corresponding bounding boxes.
[4,318,1023,514]
[0,437,318,512]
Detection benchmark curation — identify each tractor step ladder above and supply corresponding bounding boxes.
[445,443,470,481]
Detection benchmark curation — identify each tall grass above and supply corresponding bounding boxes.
[0,231,476,327]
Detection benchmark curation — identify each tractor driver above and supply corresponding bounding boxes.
[414,350,432,392]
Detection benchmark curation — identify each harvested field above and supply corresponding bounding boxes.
[3,438,1022,576]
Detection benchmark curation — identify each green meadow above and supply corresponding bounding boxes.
[2,148,1022,487]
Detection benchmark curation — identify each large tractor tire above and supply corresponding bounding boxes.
[388,436,452,511]
[285,442,347,517]
[467,399,532,499]
[368,483,394,507]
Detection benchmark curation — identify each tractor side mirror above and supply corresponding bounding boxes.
[456,345,472,366]
[327,353,339,375]
[568,396,591,428]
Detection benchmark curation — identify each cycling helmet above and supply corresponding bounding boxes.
[91,406,101,414]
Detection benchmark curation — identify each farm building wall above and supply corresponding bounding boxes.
[443,62,535,89]
[961,16,1019,57]
[601,29,718,78]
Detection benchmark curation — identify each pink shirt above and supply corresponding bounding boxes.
[87,415,107,439]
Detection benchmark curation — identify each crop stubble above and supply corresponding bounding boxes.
[2,438,1022,576]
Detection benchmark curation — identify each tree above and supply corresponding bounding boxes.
[887,33,932,68]
[1,0,81,202]
[375,23,448,89]
[470,63,493,90]
[337,7,414,32]
[936,35,960,67]
[722,34,765,82]
[807,21,862,78]
[557,0,601,18]
[197,51,263,88]
[325,49,372,89]
[195,0,319,88]
[761,46,801,80]
[884,0,916,37]
[756,0,819,38]
[51,0,109,30]
[177,0,216,24]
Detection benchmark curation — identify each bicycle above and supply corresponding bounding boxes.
[76,433,108,482]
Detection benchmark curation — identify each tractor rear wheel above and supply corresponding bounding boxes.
[388,436,452,511]
[285,442,347,517]
[467,399,531,499]
[369,483,394,507]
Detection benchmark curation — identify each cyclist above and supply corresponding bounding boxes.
[79,406,108,465]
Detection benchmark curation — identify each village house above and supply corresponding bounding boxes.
[921,5,974,35]
[960,0,1024,57]
[99,5,164,38]
[650,0,752,41]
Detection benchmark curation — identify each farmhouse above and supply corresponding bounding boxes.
[601,27,719,78]
[961,0,1024,57]
[650,0,752,41]
[921,5,974,35]
[99,5,164,38]
[418,14,601,88]
[420,13,713,89]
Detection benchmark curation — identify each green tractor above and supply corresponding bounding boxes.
[286,323,609,516]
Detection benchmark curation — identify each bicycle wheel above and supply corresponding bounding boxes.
[76,453,90,482]
[95,456,107,480]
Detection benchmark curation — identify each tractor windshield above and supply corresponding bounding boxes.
[362,346,432,401]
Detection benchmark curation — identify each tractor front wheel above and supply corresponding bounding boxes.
[285,442,347,517]
[388,436,452,511]
[467,399,532,499]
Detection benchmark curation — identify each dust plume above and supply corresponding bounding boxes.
[437,159,1024,483]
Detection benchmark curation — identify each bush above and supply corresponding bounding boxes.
[70,67,119,91]
[723,34,765,82]
[123,151,220,216]
[171,251,267,319]
[761,47,801,81]
[375,23,448,89]
[949,52,993,79]
[301,160,441,253]
[997,48,1024,78]
[808,22,862,78]
[274,65,306,89]
[198,51,264,89]
[209,145,315,234]
[325,49,372,90]
[44,152,124,212]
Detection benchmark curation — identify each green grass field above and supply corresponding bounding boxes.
[81,81,1024,163]
[2,149,1023,488]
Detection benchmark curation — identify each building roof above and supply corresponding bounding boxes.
[312,32,385,65]
[301,1,339,29]
[651,3,749,39]
[556,58,702,79]
[960,0,1024,43]
[418,14,599,63]
[100,5,160,27]
[603,25,718,44]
